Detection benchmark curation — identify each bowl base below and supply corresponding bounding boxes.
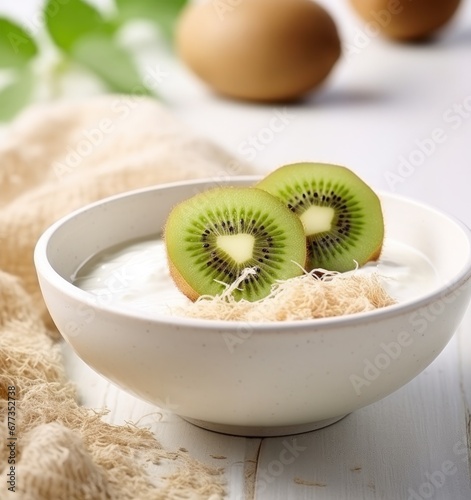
[180,414,349,437]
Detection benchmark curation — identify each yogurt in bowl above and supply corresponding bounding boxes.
[72,236,439,316]
[34,177,471,436]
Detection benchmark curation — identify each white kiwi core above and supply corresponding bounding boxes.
[217,233,255,264]
[300,206,335,236]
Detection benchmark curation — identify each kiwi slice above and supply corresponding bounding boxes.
[165,187,307,301]
[257,162,384,272]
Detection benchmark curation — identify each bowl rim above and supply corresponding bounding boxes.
[34,176,471,333]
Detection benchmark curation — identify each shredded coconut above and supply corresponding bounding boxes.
[179,267,396,321]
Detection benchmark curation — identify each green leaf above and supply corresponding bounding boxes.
[44,0,110,53]
[0,68,34,121]
[115,0,188,40]
[0,18,38,69]
[44,0,152,96]
[72,34,153,95]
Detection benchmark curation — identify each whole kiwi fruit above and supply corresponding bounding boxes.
[349,0,461,41]
[165,187,307,301]
[257,162,385,273]
[175,0,341,102]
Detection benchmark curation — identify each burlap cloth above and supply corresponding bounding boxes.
[0,96,252,499]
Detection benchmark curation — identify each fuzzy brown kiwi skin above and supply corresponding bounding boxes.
[369,242,383,263]
[349,0,461,41]
[164,213,199,301]
[167,257,200,302]
[353,224,384,268]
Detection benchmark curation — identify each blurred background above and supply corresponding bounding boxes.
[0,0,470,221]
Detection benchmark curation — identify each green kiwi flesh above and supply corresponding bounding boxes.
[165,187,307,301]
[257,162,384,272]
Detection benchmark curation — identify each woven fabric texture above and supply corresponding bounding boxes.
[0,96,250,499]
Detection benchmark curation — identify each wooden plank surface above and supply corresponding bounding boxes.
[62,304,471,499]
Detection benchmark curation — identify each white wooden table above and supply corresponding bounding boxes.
[4,0,471,498]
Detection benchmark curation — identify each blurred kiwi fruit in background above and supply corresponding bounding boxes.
[349,0,462,41]
[176,0,341,102]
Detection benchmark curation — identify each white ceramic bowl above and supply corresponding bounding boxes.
[34,177,471,436]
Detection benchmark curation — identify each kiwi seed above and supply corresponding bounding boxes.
[164,187,307,301]
[256,162,384,272]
